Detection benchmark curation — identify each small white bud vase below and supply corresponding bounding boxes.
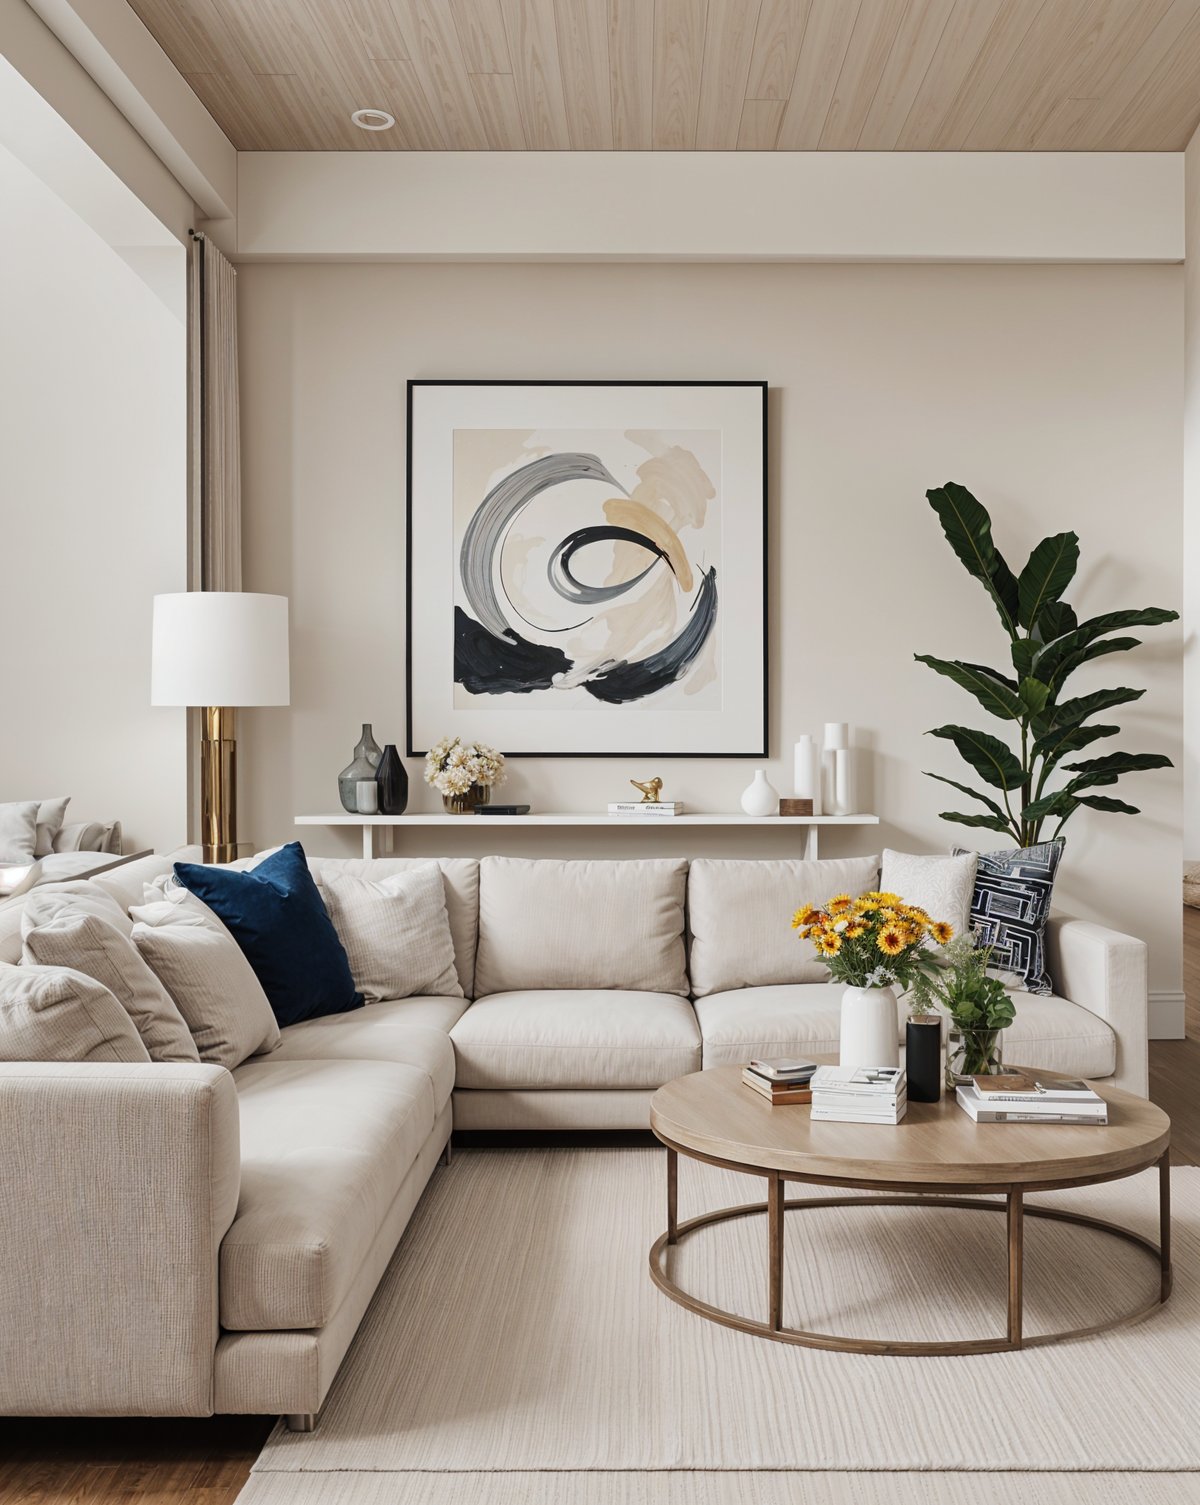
[792,736,817,802]
[839,984,900,1069]
[740,769,779,816]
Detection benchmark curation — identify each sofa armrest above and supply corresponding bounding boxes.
[0,1062,240,1416]
[1044,915,1148,1098]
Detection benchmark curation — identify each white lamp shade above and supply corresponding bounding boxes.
[152,592,290,707]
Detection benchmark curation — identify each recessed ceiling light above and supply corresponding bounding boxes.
[351,108,395,132]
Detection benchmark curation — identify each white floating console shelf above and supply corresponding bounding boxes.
[295,812,880,861]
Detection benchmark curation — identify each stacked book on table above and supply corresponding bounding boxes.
[741,1058,816,1105]
[956,1073,1108,1125]
[607,801,684,818]
[809,1065,907,1125]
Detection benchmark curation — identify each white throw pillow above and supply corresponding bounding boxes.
[318,865,462,1003]
[879,849,977,942]
[33,797,70,857]
[687,856,881,997]
[22,911,199,1063]
[130,890,280,1069]
[0,803,38,864]
[0,962,150,1062]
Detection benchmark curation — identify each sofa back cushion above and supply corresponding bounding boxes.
[474,857,689,997]
[308,857,480,997]
[687,856,881,997]
[0,962,151,1062]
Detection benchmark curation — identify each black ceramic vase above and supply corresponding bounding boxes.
[375,744,409,815]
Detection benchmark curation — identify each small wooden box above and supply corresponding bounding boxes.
[779,798,814,817]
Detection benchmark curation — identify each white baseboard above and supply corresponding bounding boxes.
[1149,991,1186,1040]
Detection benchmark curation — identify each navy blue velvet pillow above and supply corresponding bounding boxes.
[174,842,362,1026]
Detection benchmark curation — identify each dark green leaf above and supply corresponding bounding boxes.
[1021,791,1079,823]
[1033,600,1077,643]
[1076,795,1140,814]
[923,772,1009,821]
[1018,678,1050,716]
[1010,639,1038,678]
[1032,722,1120,767]
[926,483,1019,634]
[914,655,1025,720]
[1064,771,1119,794]
[1033,607,1178,683]
[1017,532,1079,630]
[1031,687,1145,739]
[1063,751,1173,776]
[927,724,1024,791]
[1041,637,1143,692]
[937,811,1016,835]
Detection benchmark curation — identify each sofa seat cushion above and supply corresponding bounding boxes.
[269,1001,460,1113]
[221,1058,435,1331]
[696,984,848,1066]
[696,984,1116,1079]
[450,990,701,1090]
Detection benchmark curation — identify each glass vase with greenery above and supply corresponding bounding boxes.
[917,482,1176,847]
[910,932,1016,1086]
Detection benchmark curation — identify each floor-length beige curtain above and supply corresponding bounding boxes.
[188,232,242,591]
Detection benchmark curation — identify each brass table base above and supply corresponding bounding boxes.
[649,1143,1172,1357]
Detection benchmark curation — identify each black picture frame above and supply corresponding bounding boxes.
[406,378,768,759]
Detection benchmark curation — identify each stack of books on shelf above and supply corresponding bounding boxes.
[607,801,684,818]
[809,1065,907,1125]
[741,1058,817,1105]
[956,1073,1108,1124]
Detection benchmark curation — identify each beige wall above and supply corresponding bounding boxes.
[237,260,1182,999]
[0,144,187,853]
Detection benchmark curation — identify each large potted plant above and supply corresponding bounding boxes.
[916,483,1176,846]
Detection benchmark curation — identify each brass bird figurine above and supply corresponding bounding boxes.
[630,777,664,804]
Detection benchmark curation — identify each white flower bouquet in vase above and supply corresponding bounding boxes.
[424,737,506,813]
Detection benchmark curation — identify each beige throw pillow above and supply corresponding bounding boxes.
[22,880,134,936]
[22,912,199,1063]
[879,849,977,942]
[0,802,38,865]
[687,856,882,998]
[0,962,150,1062]
[34,797,70,857]
[130,891,280,1069]
[318,865,463,1003]
[474,856,689,997]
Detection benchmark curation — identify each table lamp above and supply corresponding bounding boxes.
[152,592,290,863]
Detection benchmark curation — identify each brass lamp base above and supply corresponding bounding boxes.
[201,706,237,865]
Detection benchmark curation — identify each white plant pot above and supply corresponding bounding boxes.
[839,984,900,1069]
[740,768,779,816]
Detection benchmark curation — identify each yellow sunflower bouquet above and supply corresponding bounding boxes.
[791,891,953,991]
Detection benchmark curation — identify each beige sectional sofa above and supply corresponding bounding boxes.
[0,849,1148,1427]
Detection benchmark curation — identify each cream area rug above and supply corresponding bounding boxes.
[240,1149,1200,1503]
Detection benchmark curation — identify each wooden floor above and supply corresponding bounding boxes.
[4,914,1200,1503]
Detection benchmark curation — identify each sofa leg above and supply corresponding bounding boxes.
[439,1135,453,1167]
[286,1412,316,1433]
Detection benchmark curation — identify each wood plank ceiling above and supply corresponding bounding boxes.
[127,0,1200,151]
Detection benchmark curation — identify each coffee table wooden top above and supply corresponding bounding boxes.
[650,1064,1170,1189]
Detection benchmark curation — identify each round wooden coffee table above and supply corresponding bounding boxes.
[649,1063,1171,1356]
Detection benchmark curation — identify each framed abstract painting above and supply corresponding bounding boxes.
[406,380,767,758]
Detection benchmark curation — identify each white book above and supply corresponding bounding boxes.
[957,1088,1107,1125]
[813,1091,906,1112]
[607,802,683,816]
[810,1065,906,1096]
[811,1105,907,1125]
[959,1084,1106,1116]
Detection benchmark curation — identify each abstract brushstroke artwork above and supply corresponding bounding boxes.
[407,382,766,757]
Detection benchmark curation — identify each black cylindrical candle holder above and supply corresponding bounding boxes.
[906,1014,943,1103]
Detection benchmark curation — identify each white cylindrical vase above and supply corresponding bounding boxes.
[740,769,779,816]
[839,985,900,1069]
[833,748,856,816]
[793,736,817,803]
[821,722,849,816]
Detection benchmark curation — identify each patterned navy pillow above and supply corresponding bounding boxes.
[953,841,1064,996]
